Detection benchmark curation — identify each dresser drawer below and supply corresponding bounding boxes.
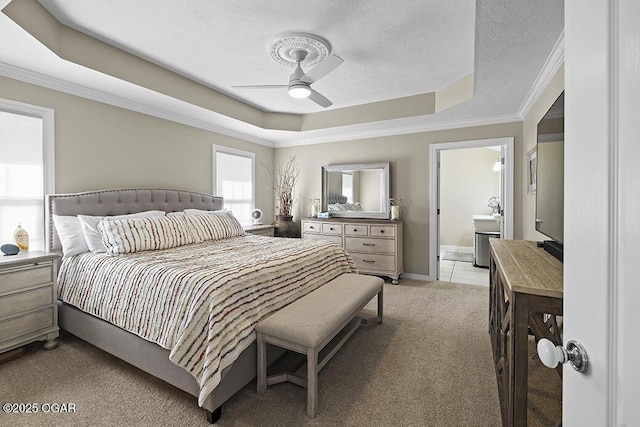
[0,287,53,319]
[351,253,396,272]
[0,264,53,294]
[345,237,395,254]
[370,225,396,238]
[302,221,321,233]
[0,308,54,342]
[344,224,369,236]
[303,233,343,245]
[321,223,343,235]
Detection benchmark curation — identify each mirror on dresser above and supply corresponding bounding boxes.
[322,162,390,219]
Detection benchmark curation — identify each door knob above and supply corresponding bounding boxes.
[537,339,589,373]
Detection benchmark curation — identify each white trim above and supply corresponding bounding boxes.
[428,137,514,281]
[607,2,619,424]
[518,31,565,119]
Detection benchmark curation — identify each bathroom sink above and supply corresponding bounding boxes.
[473,215,501,232]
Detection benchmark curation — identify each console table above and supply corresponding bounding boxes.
[488,239,563,427]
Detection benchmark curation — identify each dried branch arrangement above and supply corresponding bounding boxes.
[262,155,300,216]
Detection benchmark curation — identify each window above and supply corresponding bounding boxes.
[212,145,254,225]
[0,100,55,251]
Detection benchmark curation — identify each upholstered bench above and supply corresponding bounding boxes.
[255,273,384,418]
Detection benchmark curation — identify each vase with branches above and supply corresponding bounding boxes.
[262,155,301,237]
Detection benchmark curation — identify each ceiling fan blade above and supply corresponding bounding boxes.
[300,54,344,84]
[308,88,333,108]
[232,85,288,89]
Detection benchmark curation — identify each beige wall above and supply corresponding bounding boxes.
[275,122,523,276]
[440,147,500,247]
[0,76,276,224]
[521,64,564,240]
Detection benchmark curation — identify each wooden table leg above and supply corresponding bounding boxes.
[510,291,530,427]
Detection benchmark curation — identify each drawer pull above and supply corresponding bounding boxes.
[353,228,358,232]
[309,226,314,229]
[362,259,376,263]
[380,230,385,234]
[330,227,334,230]
[362,243,376,246]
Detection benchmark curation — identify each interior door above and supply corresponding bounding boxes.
[563,0,639,424]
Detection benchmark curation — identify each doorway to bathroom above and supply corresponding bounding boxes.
[428,137,514,285]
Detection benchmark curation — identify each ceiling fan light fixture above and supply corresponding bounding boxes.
[288,84,311,99]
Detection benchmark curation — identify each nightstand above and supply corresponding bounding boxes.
[243,224,275,237]
[0,251,60,354]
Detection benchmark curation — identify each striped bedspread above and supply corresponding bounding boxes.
[57,235,357,405]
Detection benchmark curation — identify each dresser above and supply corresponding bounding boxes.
[301,217,403,284]
[0,252,60,354]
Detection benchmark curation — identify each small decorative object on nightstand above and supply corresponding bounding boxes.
[243,224,275,237]
[251,209,263,225]
[0,251,60,355]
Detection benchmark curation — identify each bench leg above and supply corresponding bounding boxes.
[257,332,267,395]
[306,347,318,418]
[377,288,384,324]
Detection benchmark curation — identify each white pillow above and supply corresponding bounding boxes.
[78,210,166,252]
[52,215,90,259]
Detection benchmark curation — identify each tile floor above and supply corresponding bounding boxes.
[439,245,489,287]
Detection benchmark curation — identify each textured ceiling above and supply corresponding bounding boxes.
[0,0,564,145]
[39,0,476,114]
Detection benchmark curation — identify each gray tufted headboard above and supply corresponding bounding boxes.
[46,188,224,253]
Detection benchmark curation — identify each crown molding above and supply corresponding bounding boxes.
[272,113,522,147]
[518,31,565,119]
[0,60,523,150]
[0,62,276,148]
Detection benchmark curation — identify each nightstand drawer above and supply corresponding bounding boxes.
[0,264,53,294]
[345,237,395,254]
[351,253,396,272]
[0,287,53,319]
[0,308,54,342]
[321,223,343,235]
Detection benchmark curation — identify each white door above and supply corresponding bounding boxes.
[563,0,639,425]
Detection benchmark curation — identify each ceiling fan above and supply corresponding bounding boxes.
[232,33,344,108]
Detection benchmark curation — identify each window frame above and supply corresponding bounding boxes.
[0,98,55,250]
[211,145,255,223]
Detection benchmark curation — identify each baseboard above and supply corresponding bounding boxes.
[401,272,433,282]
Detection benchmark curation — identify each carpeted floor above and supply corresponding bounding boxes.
[0,279,560,426]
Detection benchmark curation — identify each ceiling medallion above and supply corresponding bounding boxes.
[268,32,330,68]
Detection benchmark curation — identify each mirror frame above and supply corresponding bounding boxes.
[321,162,390,219]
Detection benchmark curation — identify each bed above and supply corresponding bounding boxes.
[46,188,356,423]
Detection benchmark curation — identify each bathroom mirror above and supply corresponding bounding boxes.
[322,162,390,219]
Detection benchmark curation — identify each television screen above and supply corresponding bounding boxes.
[535,92,564,258]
